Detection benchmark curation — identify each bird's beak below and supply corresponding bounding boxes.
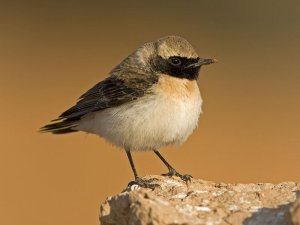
[188,58,218,68]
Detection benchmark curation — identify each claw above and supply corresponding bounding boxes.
[162,168,192,183]
[178,174,192,183]
[127,177,160,190]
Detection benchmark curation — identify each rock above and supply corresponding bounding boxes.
[287,197,300,225]
[99,175,300,225]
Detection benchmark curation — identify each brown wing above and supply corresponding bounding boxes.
[40,73,157,134]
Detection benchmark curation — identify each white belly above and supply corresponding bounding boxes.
[76,91,202,151]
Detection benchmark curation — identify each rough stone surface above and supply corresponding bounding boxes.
[287,197,300,225]
[99,175,300,225]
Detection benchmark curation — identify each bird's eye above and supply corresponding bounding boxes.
[169,57,182,66]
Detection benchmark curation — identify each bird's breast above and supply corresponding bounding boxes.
[153,74,200,101]
[77,75,202,150]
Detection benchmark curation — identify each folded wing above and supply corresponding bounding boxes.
[40,73,156,134]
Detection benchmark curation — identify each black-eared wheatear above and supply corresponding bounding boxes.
[41,36,216,188]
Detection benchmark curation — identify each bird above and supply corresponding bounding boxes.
[40,35,216,189]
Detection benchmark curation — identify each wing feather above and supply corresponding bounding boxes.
[40,72,157,134]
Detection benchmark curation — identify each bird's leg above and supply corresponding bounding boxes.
[125,150,159,189]
[154,150,192,182]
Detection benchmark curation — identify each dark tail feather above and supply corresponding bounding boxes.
[39,119,78,134]
[51,128,78,134]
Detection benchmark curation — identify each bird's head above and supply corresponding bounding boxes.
[126,36,217,80]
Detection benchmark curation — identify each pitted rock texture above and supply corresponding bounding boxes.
[99,175,300,225]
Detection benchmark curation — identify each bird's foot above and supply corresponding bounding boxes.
[127,177,160,190]
[162,168,192,183]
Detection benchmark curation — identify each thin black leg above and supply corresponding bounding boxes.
[126,150,138,179]
[125,150,160,189]
[154,150,176,172]
[154,150,192,182]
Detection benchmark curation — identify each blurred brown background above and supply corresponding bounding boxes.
[1,1,300,225]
